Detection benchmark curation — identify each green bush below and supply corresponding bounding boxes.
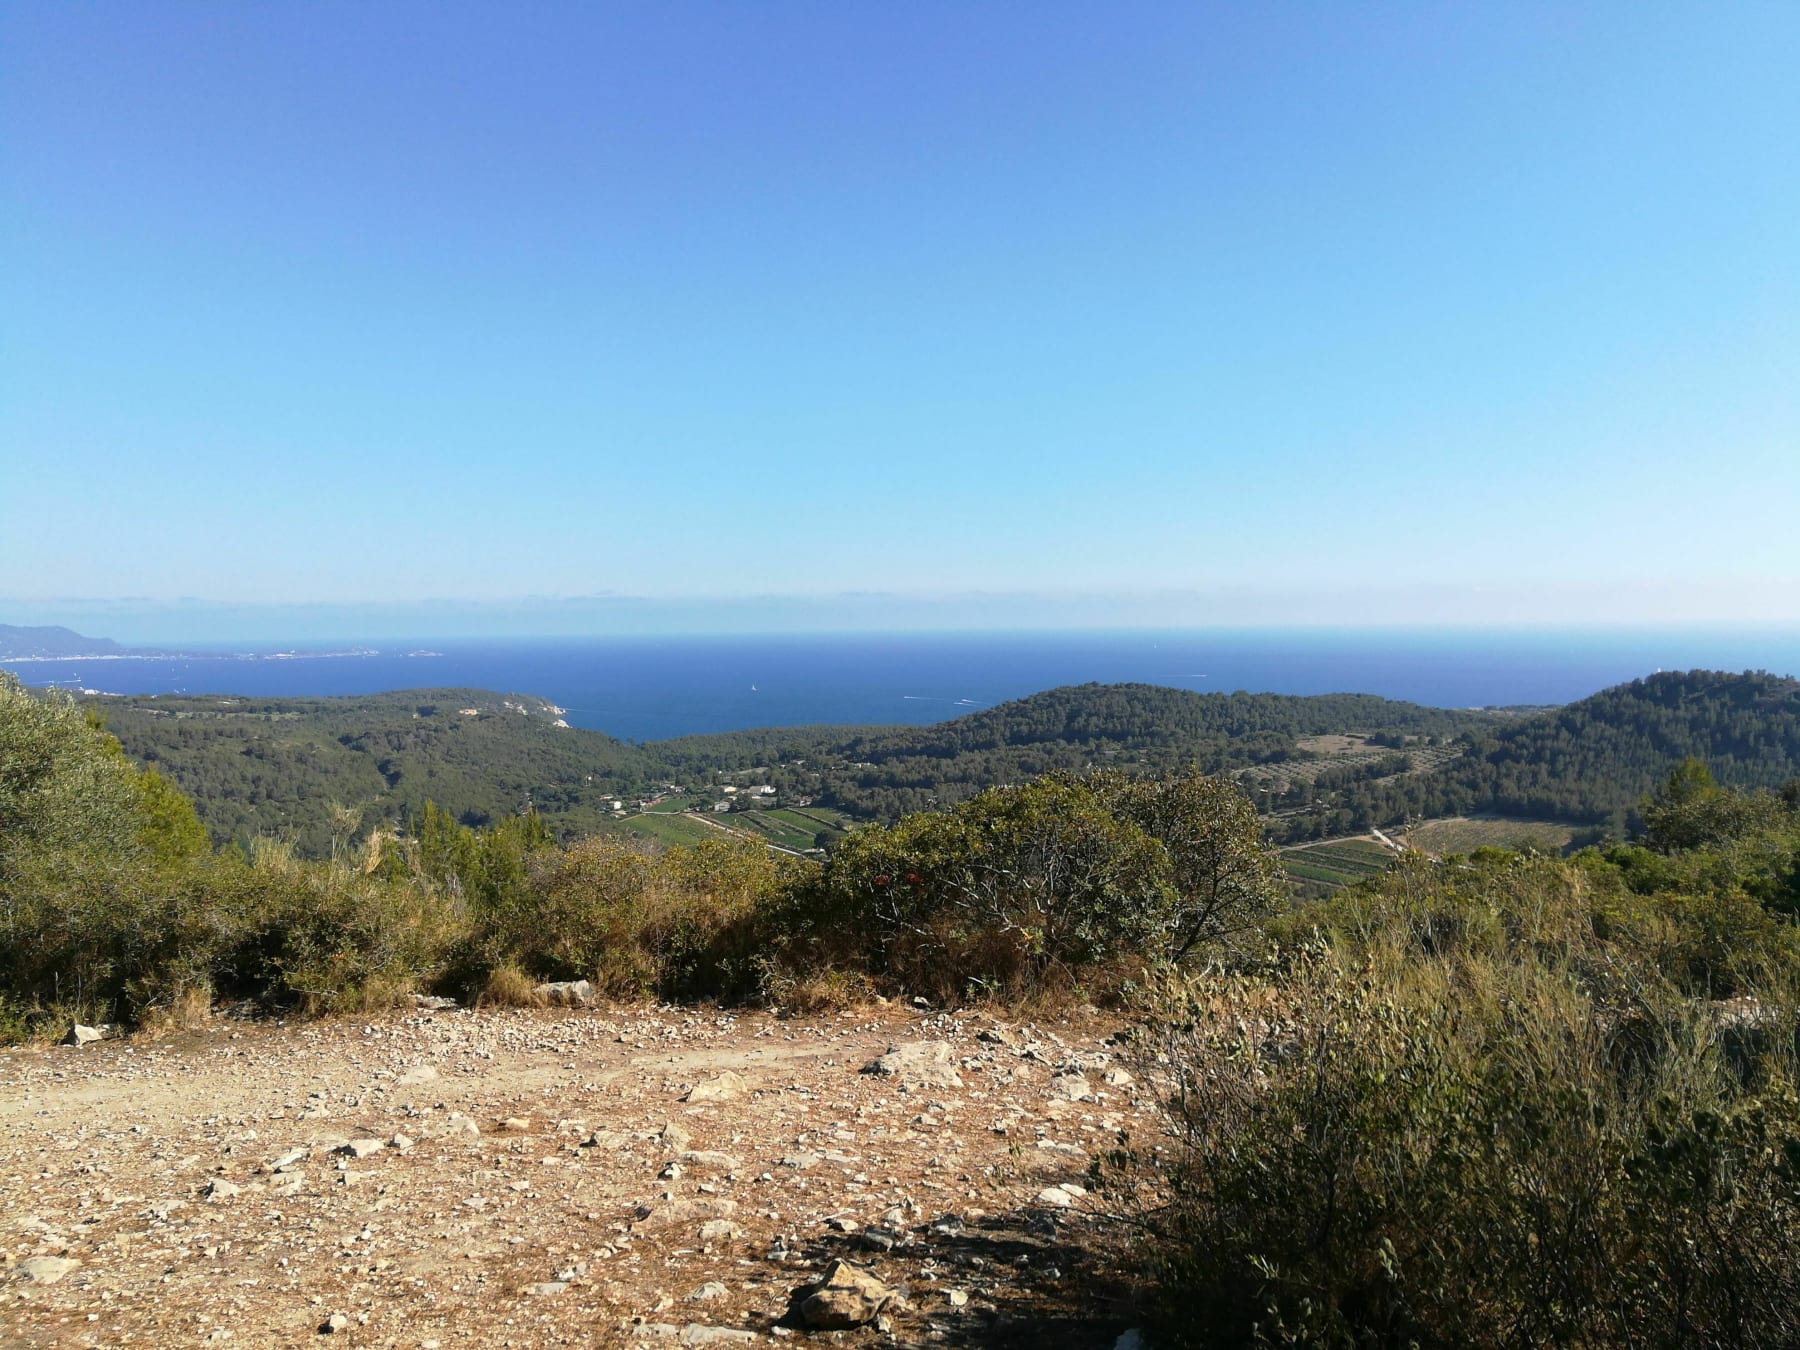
[1112,940,1800,1348]
[492,834,803,1000]
[784,771,1281,1001]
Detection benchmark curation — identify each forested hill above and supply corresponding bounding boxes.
[91,680,1511,852]
[91,673,1796,857]
[1293,670,1800,837]
[653,683,1513,820]
[95,688,656,854]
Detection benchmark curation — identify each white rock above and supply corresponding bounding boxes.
[680,1150,741,1172]
[680,1328,760,1345]
[682,1071,748,1104]
[862,1041,963,1089]
[12,1256,78,1285]
[536,979,595,1007]
[1034,1184,1081,1208]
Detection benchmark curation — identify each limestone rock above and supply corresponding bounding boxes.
[862,1041,963,1089]
[682,1071,748,1104]
[680,1150,741,1172]
[680,1328,759,1345]
[397,1065,439,1087]
[535,979,595,1007]
[1049,1072,1092,1102]
[336,1137,386,1159]
[61,1024,103,1047]
[12,1256,79,1285]
[635,1198,739,1230]
[798,1260,897,1330]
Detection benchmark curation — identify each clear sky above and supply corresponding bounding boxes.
[3,3,1797,637]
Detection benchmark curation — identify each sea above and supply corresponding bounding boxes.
[7,629,1800,744]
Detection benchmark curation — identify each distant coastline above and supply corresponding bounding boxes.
[1,648,395,663]
[10,627,1800,743]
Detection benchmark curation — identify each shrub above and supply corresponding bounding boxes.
[798,776,1177,1000]
[477,834,805,1001]
[1111,866,1800,1348]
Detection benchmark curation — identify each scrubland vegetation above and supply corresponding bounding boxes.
[8,670,1800,1346]
[0,673,1282,1031]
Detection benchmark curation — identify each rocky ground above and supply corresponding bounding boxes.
[2,1002,1155,1348]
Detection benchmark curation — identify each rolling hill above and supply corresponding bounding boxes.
[1277,669,1800,839]
[84,671,1800,859]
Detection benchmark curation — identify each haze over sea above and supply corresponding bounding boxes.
[8,629,1800,744]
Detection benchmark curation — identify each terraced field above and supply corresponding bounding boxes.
[1280,837,1397,892]
[735,810,823,852]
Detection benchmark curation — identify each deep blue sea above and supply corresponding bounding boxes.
[8,629,1800,743]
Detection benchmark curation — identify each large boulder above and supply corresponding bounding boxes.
[797,1260,897,1329]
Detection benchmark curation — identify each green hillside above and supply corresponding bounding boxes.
[91,680,1509,854]
[1274,669,1800,839]
[90,672,1800,859]
[661,683,1512,820]
[95,687,658,854]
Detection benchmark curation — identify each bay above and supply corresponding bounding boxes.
[7,628,1800,744]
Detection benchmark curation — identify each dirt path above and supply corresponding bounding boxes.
[2,1004,1151,1348]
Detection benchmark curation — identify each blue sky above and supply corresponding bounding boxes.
[3,3,1797,637]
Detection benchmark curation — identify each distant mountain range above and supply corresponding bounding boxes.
[0,624,180,660]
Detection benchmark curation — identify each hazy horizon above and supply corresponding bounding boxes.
[9,584,1800,647]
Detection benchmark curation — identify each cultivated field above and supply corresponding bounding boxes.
[1400,815,1580,855]
[1279,837,1397,891]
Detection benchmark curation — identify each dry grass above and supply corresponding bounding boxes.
[476,963,545,1009]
